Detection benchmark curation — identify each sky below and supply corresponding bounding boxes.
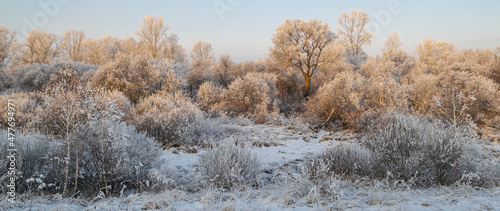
[1,0,499,62]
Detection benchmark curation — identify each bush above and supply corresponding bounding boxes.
[0,92,43,132]
[101,90,132,119]
[303,142,372,182]
[0,118,162,197]
[363,75,410,111]
[432,71,500,126]
[130,92,224,146]
[365,112,476,186]
[0,131,56,195]
[306,71,365,127]
[91,54,161,103]
[0,70,14,92]
[11,61,97,92]
[197,141,260,190]
[220,72,278,117]
[72,119,161,195]
[275,71,305,115]
[197,81,223,111]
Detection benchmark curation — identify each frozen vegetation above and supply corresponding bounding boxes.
[0,11,499,211]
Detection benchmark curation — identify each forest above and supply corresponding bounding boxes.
[1,10,499,210]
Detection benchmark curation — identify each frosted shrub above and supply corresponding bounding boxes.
[12,61,97,92]
[274,71,305,114]
[0,130,57,195]
[12,63,52,91]
[0,92,43,132]
[409,73,438,114]
[363,75,410,111]
[197,81,223,111]
[432,71,500,125]
[131,92,223,146]
[91,53,161,103]
[198,141,261,190]
[74,119,161,195]
[366,112,475,186]
[47,61,98,88]
[306,71,365,127]
[304,142,372,182]
[0,70,14,91]
[220,72,278,118]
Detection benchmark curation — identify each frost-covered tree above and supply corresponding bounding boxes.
[190,40,215,70]
[116,37,143,57]
[0,25,16,66]
[61,29,85,62]
[15,29,59,65]
[415,38,455,74]
[432,71,500,125]
[162,34,187,63]
[337,10,374,57]
[197,81,223,111]
[213,54,234,87]
[409,73,438,114]
[36,83,89,196]
[270,19,335,95]
[91,53,160,103]
[307,71,365,127]
[136,14,168,59]
[381,32,409,65]
[447,48,496,78]
[188,40,215,89]
[129,92,213,145]
[221,72,277,115]
[82,35,118,65]
[363,75,410,111]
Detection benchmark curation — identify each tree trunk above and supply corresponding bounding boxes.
[304,76,311,98]
[73,132,79,195]
[100,120,108,197]
[63,125,71,197]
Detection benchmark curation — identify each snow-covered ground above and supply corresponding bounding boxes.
[2,121,499,211]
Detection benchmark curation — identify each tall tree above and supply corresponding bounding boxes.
[270,19,335,95]
[337,10,374,57]
[415,38,455,67]
[162,34,187,63]
[135,14,168,59]
[0,25,16,66]
[381,32,408,65]
[190,40,215,70]
[188,40,215,89]
[15,29,59,65]
[61,29,85,62]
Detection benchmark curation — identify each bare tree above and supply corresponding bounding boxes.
[135,14,168,59]
[337,10,374,57]
[15,29,59,65]
[61,29,85,62]
[270,19,335,95]
[0,25,16,66]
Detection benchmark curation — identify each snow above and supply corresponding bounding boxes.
[2,123,499,211]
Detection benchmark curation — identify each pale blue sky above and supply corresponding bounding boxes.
[1,0,499,62]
